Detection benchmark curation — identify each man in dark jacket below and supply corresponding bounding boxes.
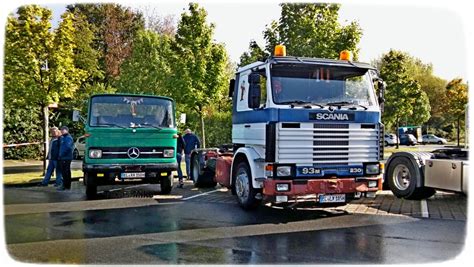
[57,126,74,190]
[183,128,200,179]
[39,127,62,186]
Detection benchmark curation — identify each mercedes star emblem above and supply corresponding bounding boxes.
[127,147,140,159]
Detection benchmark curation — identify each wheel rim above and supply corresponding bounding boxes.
[392,164,411,190]
[235,167,250,202]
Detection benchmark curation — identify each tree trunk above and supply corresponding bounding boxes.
[42,105,49,175]
[200,113,206,148]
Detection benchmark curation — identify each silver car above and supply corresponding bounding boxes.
[73,136,86,159]
[384,133,399,146]
[422,134,447,145]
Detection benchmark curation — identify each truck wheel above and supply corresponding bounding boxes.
[84,172,97,199]
[160,173,173,194]
[387,157,436,200]
[233,161,261,210]
[191,154,216,188]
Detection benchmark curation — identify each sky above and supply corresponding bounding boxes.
[1,0,472,82]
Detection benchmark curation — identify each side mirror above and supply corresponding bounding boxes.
[248,73,261,109]
[72,110,85,123]
[228,79,235,99]
[377,80,386,104]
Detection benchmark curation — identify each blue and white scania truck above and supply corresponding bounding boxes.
[190,45,386,209]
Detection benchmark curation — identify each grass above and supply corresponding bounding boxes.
[3,170,83,185]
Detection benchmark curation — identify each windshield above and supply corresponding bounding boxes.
[270,63,377,106]
[89,95,175,128]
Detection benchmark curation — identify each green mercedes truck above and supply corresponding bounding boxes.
[79,94,178,198]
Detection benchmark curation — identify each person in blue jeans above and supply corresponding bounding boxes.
[176,133,186,188]
[183,128,200,180]
[39,127,62,187]
[57,126,74,191]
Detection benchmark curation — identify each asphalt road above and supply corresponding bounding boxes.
[3,179,468,264]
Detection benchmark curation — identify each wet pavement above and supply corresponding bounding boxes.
[3,179,468,264]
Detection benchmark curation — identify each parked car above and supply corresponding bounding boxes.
[73,136,86,159]
[422,134,447,145]
[384,133,399,146]
[399,134,417,146]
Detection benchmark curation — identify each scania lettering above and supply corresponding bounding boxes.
[189,45,386,209]
[74,94,178,198]
[316,113,350,121]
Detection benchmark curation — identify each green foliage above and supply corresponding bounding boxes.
[3,104,43,159]
[66,3,145,82]
[239,40,269,67]
[239,3,362,66]
[379,50,431,132]
[4,5,89,164]
[115,30,172,95]
[167,3,231,146]
[184,111,232,148]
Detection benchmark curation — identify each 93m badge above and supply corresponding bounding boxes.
[301,167,321,175]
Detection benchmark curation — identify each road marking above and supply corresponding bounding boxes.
[421,199,429,218]
[182,189,221,201]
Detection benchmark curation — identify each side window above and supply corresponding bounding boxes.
[236,73,249,112]
[79,137,86,144]
[259,75,267,108]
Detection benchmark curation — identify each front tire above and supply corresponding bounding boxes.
[233,161,261,210]
[84,172,97,199]
[160,173,173,194]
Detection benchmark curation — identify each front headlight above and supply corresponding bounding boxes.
[365,164,380,175]
[276,166,291,177]
[89,149,102,159]
[163,149,174,158]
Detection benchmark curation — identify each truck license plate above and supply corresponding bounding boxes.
[121,172,146,178]
[319,194,346,203]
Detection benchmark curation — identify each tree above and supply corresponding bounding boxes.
[115,30,172,95]
[445,79,468,146]
[4,6,87,171]
[238,40,269,67]
[167,3,229,147]
[379,50,430,148]
[66,3,144,82]
[239,3,362,65]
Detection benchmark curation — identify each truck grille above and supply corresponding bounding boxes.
[277,123,379,165]
[90,147,171,159]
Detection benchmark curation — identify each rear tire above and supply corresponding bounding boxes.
[191,154,217,188]
[233,161,261,209]
[160,173,173,194]
[84,172,97,199]
[387,157,436,200]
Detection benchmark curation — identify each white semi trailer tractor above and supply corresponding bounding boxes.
[190,45,386,209]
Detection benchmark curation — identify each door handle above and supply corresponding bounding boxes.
[244,125,251,128]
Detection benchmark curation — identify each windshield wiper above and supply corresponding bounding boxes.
[141,123,163,130]
[279,100,324,109]
[326,101,368,110]
[348,104,368,110]
[95,123,126,129]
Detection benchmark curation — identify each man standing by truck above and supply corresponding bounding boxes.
[183,128,200,179]
[58,126,74,191]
